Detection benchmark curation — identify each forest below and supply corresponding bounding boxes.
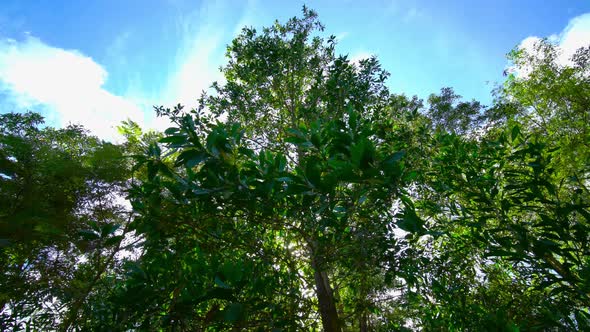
[1,7,589,331]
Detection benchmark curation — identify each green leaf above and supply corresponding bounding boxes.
[214,275,232,289]
[125,262,147,280]
[350,138,374,169]
[164,127,180,135]
[284,135,308,145]
[176,149,208,168]
[100,223,120,237]
[305,159,321,187]
[511,125,521,141]
[484,248,518,258]
[348,109,358,129]
[310,132,322,147]
[201,287,234,302]
[79,229,100,240]
[159,135,187,145]
[104,235,123,247]
[223,303,244,322]
[222,261,244,284]
[385,151,405,165]
[397,208,425,234]
[275,153,287,172]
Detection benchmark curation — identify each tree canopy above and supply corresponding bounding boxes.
[1,7,588,331]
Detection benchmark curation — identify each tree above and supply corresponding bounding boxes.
[408,126,589,330]
[426,87,484,135]
[204,7,401,330]
[0,112,131,331]
[402,39,590,329]
[117,8,412,331]
[497,39,589,173]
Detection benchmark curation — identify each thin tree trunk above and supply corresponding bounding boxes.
[311,255,341,332]
[359,312,368,332]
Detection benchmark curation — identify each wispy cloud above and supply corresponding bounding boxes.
[163,17,225,109]
[0,36,145,141]
[159,0,260,109]
[231,0,262,36]
[336,31,349,42]
[105,31,132,68]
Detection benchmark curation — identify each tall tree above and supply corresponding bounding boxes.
[202,7,399,330]
[120,7,411,331]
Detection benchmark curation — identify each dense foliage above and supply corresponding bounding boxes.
[1,7,588,331]
[0,112,132,330]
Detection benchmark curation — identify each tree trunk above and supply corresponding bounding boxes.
[311,256,341,332]
[359,312,368,332]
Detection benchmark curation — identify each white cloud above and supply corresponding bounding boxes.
[349,51,373,65]
[516,12,590,73]
[0,36,145,141]
[0,0,259,142]
[557,13,590,64]
[0,0,307,142]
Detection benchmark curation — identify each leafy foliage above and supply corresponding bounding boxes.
[0,112,131,330]
[2,8,588,332]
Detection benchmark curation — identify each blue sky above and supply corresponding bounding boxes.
[1,0,589,140]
